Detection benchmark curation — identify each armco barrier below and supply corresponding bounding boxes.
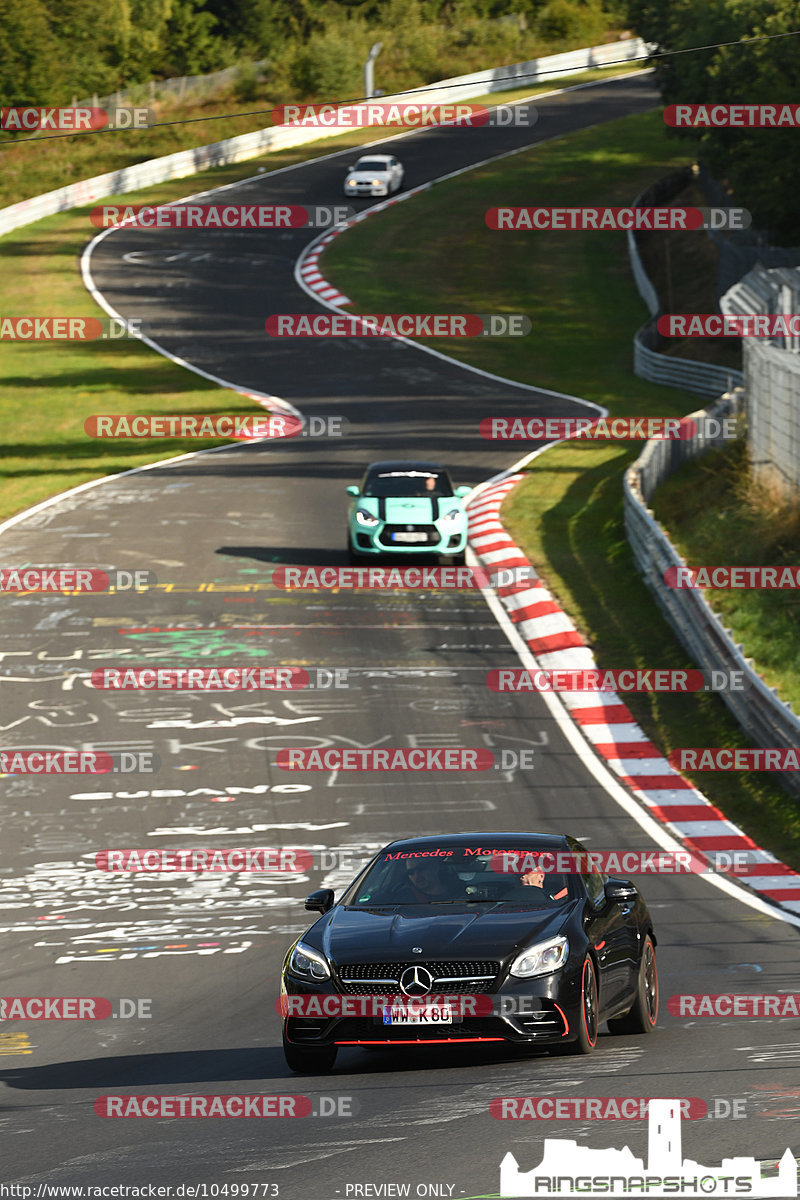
[0,38,647,240]
[624,388,800,799]
[627,172,744,398]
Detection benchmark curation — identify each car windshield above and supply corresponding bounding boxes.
[354,160,388,172]
[362,470,454,498]
[342,846,577,907]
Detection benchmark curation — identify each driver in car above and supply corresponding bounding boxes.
[520,867,569,901]
[397,858,461,902]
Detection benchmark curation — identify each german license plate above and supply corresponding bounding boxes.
[382,1003,453,1024]
[391,531,427,543]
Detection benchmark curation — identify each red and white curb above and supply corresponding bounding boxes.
[467,476,800,916]
[296,185,431,308]
[298,235,351,306]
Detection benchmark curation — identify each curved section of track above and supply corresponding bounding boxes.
[2,74,798,1198]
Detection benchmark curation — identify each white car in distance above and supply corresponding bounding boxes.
[344,154,404,197]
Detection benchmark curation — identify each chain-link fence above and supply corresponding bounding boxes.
[721,264,800,499]
[71,60,270,112]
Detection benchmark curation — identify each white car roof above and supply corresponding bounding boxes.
[354,155,393,165]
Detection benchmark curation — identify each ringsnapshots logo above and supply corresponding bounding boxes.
[270,100,536,129]
[265,314,530,338]
[486,207,750,231]
[91,204,354,229]
[0,106,153,132]
[498,1098,797,1197]
[0,317,142,340]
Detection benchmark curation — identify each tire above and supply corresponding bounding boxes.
[551,955,599,1056]
[347,538,365,566]
[283,1033,338,1074]
[608,935,658,1035]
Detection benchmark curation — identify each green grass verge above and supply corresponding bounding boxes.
[654,439,800,714]
[323,106,800,871]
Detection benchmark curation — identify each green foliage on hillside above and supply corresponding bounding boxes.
[0,0,624,106]
[623,0,800,243]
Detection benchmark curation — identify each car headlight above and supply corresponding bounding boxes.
[355,508,380,528]
[371,179,383,186]
[288,941,331,981]
[440,508,463,524]
[509,935,569,979]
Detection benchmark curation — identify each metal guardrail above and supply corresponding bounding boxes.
[624,388,800,799]
[627,173,744,396]
[0,37,648,241]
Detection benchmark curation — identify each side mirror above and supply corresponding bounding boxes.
[345,485,359,496]
[347,165,355,171]
[454,486,471,498]
[305,888,335,914]
[604,879,637,905]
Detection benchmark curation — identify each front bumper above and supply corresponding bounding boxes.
[282,969,583,1048]
[345,183,388,197]
[350,521,468,555]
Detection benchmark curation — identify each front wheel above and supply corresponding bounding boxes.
[608,935,658,1035]
[283,1033,338,1074]
[551,956,599,1056]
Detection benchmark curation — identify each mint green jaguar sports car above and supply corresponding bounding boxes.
[346,460,471,565]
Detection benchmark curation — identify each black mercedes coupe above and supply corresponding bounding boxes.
[280,832,658,1073]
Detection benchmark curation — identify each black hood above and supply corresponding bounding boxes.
[311,901,577,966]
